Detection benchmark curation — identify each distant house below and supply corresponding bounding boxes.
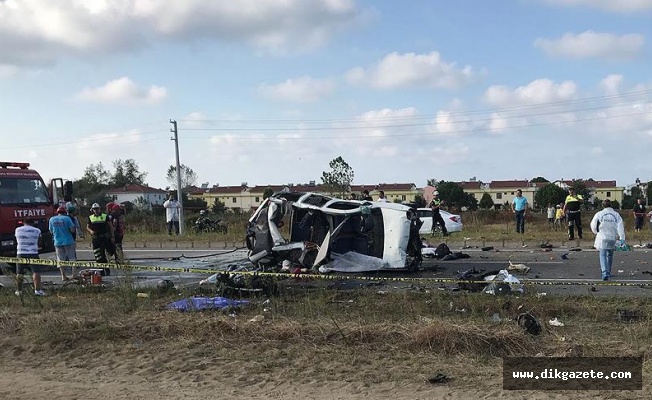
[106,184,168,210]
[188,181,422,212]
[554,180,624,205]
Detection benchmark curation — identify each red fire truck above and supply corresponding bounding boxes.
[0,162,72,260]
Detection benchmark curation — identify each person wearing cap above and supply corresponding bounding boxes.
[14,218,47,296]
[590,199,625,281]
[429,190,448,236]
[87,203,115,273]
[49,205,77,280]
[65,201,83,240]
[511,189,528,234]
[563,187,584,240]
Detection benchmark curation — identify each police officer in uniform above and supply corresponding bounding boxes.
[86,203,115,275]
[429,191,448,236]
[563,187,583,240]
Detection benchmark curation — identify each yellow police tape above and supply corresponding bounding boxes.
[1,256,651,287]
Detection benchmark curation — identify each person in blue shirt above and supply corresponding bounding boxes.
[511,189,528,234]
[49,206,77,280]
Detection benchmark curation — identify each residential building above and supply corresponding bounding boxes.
[449,179,537,209]
[106,184,168,210]
[189,182,422,212]
[554,180,624,205]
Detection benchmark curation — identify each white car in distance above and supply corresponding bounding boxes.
[416,208,463,235]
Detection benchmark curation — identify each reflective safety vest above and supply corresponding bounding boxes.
[565,195,582,212]
[88,213,111,235]
[430,198,442,212]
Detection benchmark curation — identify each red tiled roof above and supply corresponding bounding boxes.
[106,184,167,194]
[205,185,249,194]
[375,183,417,191]
[560,180,617,188]
[489,180,530,189]
[455,181,483,190]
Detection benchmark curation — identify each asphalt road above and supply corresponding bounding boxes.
[2,245,652,297]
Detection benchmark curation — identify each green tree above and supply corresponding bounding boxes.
[413,195,426,208]
[321,156,354,198]
[568,180,590,205]
[479,192,494,209]
[436,181,477,210]
[211,199,227,215]
[166,164,198,190]
[611,200,621,209]
[622,186,642,209]
[263,187,274,200]
[184,196,207,210]
[72,162,111,205]
[534,183,567,208]
[426,178,439,186]
[530,176,549,183]
[592,197,602,210]
[111,159,147,187]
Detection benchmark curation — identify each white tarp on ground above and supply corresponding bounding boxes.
[319,251,387,273]
[482,269,524,295]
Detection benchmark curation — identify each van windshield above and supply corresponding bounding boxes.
[0,178,50,204]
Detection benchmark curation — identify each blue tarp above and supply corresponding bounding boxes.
[166,296,249,312]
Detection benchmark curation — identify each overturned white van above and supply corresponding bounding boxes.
[245,192,423,273]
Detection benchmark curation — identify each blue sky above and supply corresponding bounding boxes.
[1,0,651,190]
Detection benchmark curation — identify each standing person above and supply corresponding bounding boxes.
[563,187,583,240]
[554,205,564,230]
[546,204,556,227]
[377,190,388,202]
[647,209,652,231]
[361,190,373,201]
[633,198,646,233]
[590,199,625,281]
[65,200,84,239]
[49,206,77,281]
[511,189,528,234]
[163,194,181,235]
[429,190,448,236]
[109,203,126,263]
[14,219,46,296]
[86,203,115,275]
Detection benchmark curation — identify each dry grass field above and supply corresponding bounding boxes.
[1,279,650,399]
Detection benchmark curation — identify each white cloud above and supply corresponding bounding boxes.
[484,79,577,107]
[346,51,476,90]
[0,0,368,68]
[75,77,167,104]
[543,0,652,13]
[75,129,144,162]
[534,31,645,60]
[259,76,335,103]
[599,74,624,95]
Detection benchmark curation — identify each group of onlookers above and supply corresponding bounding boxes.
[14,201,125,296]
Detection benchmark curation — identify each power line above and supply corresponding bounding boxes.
[1,128,169,150]
[178,88,652,124]
[179,109,652,140]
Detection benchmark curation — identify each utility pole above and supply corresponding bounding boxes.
[170,119,184,235]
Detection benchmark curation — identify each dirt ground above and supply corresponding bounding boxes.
[1,340,648,400]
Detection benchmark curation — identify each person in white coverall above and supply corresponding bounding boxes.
[590,199,625,281]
